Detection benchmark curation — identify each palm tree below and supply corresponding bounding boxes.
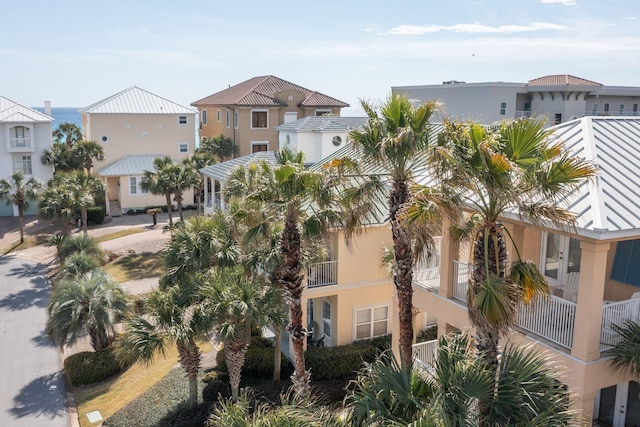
[39,179,76,235]
[57,233,104,264]
[57,251,101,279]
[41,143,76,174]
[345,333,577,426]
[0,172,42,243]
[171,160,200,221]
[72,140,105,174]
[53,122,82,147]
[346,94,438,368]
[142,156,176,226]
[200,266,281,402]
[417,117,595,425]
[116,283,212,408]
[46,270,129,353]
[200,135,237,162]
[225,148,345,397]
[186,151,217,215]
[606,320,640,381]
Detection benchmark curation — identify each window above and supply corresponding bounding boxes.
[611,239,640,287]
[619,104,625,115]
[355,306,389,340]
[226,111,230,128]
[555,113,562,124]
[12,155,32,175]
[499,102,507,115]
[604,103,610,113]
[101,135,109,143]
[178,115,188,125]
[234,110,239,129]
[634,104,638,115]
[322,300,331,338]
[332,135,342,147]
[524,102,531,111]
[179,143,189,153]
[251,110,268,128]
[592,103,598,114]
[201,110,207,125]
[129,176,149,195]
[10,126,30,148]
[315,109,331,116]
[251,142,268,153]
[217,110,221,122]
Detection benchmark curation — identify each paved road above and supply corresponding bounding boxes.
[0,256,69,427]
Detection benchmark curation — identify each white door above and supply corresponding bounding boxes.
[597,382,640,426]
[541,232,581,288]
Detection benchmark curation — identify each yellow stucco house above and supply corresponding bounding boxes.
[81,87,197,216]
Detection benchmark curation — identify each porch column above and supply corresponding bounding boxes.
[438,216,460,299]
[104,178,111,217]
[219,181,226,211]
[571,240,611,361]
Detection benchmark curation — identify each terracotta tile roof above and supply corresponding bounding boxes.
[526,74,602,87]
[191,75,349,108]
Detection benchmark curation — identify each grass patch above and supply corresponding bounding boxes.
[104,251,165,282]
[75,339,214,427]
[95,227,146,244]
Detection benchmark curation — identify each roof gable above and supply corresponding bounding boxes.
[192,75,349,108]
[0,96,53,122]
[83,87,196,115]
[526,74,603,87]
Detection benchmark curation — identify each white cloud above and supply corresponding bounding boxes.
[539,0,578,5]
[387,22,566,35]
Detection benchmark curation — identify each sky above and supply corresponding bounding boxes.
[2,0,639,115]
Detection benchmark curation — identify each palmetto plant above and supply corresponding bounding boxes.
[413,117,596,425]
[606,319,640,381]
[0,172,42,243]
[46,270,129,353]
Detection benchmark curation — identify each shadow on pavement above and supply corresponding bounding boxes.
[0,275,49,311]
[7,261,46,278]
[31,330,57,348]
[9,372,67,419]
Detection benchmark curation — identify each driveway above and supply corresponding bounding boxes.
[0,256,69,427]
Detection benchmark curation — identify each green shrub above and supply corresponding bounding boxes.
[250,335,272,348]
[64,350,122,386]
[86,206,106,226]
[215,346,288,378]
[415,326,437,343]
[305,339,384,380]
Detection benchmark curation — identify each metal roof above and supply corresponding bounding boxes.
[98,155,167,177]
[200,151,280,181]
[275,116,368,133]
[0,96,53,122]
[82,87,197,115]
[550,117,640,239]
[191,75,349,108]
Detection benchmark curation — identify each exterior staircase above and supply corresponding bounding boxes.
[109,200,122,217]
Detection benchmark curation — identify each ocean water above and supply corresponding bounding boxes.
[33,107,82,131]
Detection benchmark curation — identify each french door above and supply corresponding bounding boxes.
[597,381,640,426]
[541,232,581,287]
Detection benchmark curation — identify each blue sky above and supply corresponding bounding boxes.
[2,0,638,115]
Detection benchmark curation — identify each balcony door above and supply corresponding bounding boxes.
[541,232,581,287]
[597,381,640,426]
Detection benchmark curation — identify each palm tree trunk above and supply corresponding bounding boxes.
[81,208,88,235]
[390,180,414,369]
[177,339,202,408]
[18,204,24,243]
[279,212,310,397]
[188,373,198,408]
[273,327,282,384]
[224,337,249,402]
[176,193,184,221]
[469,224,508,427]
[165,193,173,226]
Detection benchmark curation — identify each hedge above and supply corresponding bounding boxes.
[86,206,106,226]
[64,349,122,386]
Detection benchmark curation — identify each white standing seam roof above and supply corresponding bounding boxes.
[200,151,280,182]
[275,116,368,133]
[98,155,168,177]
[82,87,197,115]
[0,96,53,122]
[551,117,640,239]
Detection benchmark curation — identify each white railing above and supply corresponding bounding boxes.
[306,260,337,288]
[515,295,576,349]
[9,138,33,150]
[412,339,438,368]
[453,261,471,302]
[515,110,532,118]
[600,299,640,350]
[414,237,441,290]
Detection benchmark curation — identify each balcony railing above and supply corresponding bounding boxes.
[452,261,471,302]
[586,110,640,117]
[306,260,337,288]
[412,339,438,370]
[516,295,576,349]
[600,299,640,351]
[8,138,33,151]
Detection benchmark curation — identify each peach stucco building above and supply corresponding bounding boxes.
[81,87,197,215]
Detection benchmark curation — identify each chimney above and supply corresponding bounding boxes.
[44,100,51,116]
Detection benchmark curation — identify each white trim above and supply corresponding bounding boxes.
[178,115,188,126]
[250,109,269,129]
[12,154,33,175]
[353,303,390,340]
[315,109,331,116]
[129,176,149,196]
[250,141,269,153]
[179,143,189,154]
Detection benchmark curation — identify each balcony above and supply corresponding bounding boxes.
[585,110,640,117]
[306,260,337,288]
[415,260,640,353]
[7,137,34,152]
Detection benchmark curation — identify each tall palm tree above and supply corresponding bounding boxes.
[347,94,438,368]
[116,282,212,408]
[72,140,105,174]
[46,270,129,353]
[171,160,200,221]
[200,135,237,162]
[142,156,176,225]
[225,148,345,397]
[0,172,42,243]
[417,117,595,425]
[39,179,77,235]
[200,266,280,402]
[52,122,82,147]
[66,171,105,235]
